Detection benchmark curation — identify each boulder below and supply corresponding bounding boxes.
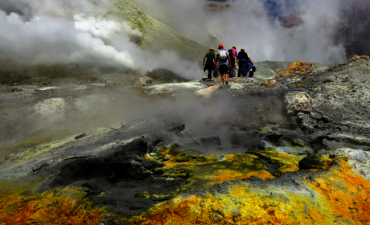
[299,154,324,170]
[137,76,152,87]
[259,81,267,87]
[229,83,243,90]
[268,79,277,86]
[284,92,312,115]
[258,79,276,87]
[275,62,317,78]
[194,85,221,98]
[12,86,23,92]
[168,122,185,134]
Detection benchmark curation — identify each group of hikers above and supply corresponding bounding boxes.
[202,44,255,85]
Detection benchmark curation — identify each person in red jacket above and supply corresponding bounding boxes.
[228,46,238,77]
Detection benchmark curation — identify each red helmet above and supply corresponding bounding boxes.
[218,44,224,49]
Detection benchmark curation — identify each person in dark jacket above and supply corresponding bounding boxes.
[237,48,250,77]
[203,48,216,80]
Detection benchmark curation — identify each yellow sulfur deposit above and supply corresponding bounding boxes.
[129,158,370,224]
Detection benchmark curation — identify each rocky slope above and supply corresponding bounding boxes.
[1,56,370,224]
[109,0,207,60]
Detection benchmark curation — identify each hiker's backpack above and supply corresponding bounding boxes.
[228,49,233,56]
[219,50,228,61]
[252,66,256,72]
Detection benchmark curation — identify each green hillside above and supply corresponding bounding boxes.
[108,0,208,60]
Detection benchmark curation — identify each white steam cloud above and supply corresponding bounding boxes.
[0,0,347,81]
[0,0,202,78]
[0,11,135,68]
[133,0,347,65]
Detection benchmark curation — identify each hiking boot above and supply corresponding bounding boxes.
[225,81,228,85]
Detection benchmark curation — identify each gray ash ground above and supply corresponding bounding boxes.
[1,57,370,217]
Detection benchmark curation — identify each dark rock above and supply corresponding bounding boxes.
[178,129,195,138]
[74,133,86,140]
[200,136,222,147]
[168,122,185,134]
[71,180,102,194]
[146,68,188,84]
[50,139,162,186]
[50,158,107,187]
[299,154,324,170]
[105,139,151,181]
[167,144,181,156]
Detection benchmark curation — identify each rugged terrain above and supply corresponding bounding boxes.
[1,56,370,224]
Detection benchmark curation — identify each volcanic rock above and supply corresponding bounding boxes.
[146,68,188,84]
[168,122,185,134]
[11,86,23,92]
[137,76,152,87]
[194,85,221,98]
[259,79,277,87]
[253,61,293,80]
[333,148,370,180]
[299,154,325,170]
[275,62,317,78]
[229,83,243,90]
[284,92,312,115]
[142,82,207,96]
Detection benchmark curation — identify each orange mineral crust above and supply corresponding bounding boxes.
[0,184,104,225]
[275,61,317,78]
[129,158,370,225]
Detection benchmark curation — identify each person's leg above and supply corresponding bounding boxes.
[225,73,229,85]
[230,58,235,77]
[250,69,254,78]
[238,62,241,77]
[208,69,212,80]
[242,61,247,77]
[221,74,225,85]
